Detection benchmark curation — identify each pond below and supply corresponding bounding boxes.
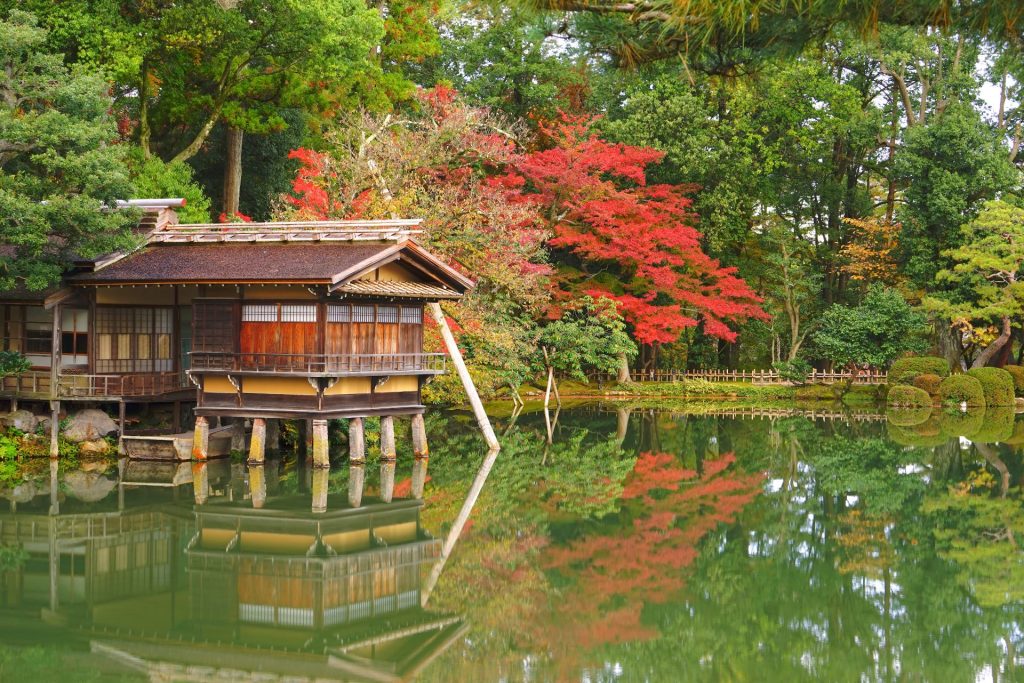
[0,402,1022,682]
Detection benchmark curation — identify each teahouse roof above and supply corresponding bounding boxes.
[70,219,474,298]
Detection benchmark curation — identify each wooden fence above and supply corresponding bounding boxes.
[560,369,889,385]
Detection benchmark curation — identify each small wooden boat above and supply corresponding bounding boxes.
[122,425,237,461]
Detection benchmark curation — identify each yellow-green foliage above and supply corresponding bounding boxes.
[887,385,932,408]
[938,374,986,408]
[939,408,986,439]
[886,415,948,447]
[794,384,839,401]
[912,373,942,396]
[886,406,932,427]
[1003,365,1024,397]
[889,356,950,384]
[966,367,1015,407]
[973,405,1014,443]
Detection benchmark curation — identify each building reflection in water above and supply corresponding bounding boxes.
[0,447,494,681]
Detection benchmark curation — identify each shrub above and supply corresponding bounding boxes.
[889,356,950,385]
[772,359,811,384]
[886,385,932,408]
[939,408,985,439]
[938,374,986,408]
[912,373,942,396]
[1004,365,1024,397]
[966,367,1015,407]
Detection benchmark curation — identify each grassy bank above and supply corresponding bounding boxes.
[514,378,885,406]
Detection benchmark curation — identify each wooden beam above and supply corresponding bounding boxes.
[427,303,498,451]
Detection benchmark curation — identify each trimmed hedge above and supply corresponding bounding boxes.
[886,385,933,408]
[1004,365,1024,397]
[938,374,986,408]
[889,356,950,385]
[912,373,942,396]
[966,367,1015,407]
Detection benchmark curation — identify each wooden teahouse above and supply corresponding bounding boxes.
[0,199,495,462]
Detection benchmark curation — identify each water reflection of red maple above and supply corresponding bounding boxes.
[541,451,765,655]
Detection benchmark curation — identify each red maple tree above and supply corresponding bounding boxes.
[506,115,768,343]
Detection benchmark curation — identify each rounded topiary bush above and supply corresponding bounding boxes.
[886,385,933,409]
[889,356,950,385]
[938,374,986,408]
[912,373,942,396]
[1003,365,1024,397]
[966,367,1015,407]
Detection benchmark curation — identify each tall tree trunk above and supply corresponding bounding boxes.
[222,126,244,217]
[616,351,632,383]
[936,318,965,370]
[972,316,1012,369]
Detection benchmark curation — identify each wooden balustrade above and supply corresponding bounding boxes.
[557,368,889,385]
[189,351,446,376]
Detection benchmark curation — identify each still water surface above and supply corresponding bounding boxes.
[0,403,1022,682]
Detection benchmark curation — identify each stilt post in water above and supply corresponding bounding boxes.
[411,413,428,458]
[348,417,365,463]
[192,416,209,461]
[380,415,396,461]
[312,419,329,468]
[248,418,266,464]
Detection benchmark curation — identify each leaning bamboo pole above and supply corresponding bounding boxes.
[428,302,500,451]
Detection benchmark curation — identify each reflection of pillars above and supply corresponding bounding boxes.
[48,518,59,612]
[411,455,429,500]
[380,460,395,503]
[192,462,210,504]
[411,414,428,458]
[349,462,365,507]
[265,419,279,452]
[192,416,209,460]
[312,419,329,468]
[248,465,266,509]
[349,417,365,463]
[231,418,246,453]
[249,418,266,464]
[266,459,281,496]
[49,400,60,458]
[48,459,59,517]
[311,467,328,514]
[380,416,396,459]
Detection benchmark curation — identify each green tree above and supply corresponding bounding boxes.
[538,297,637,381]
[926,199,1024,368]
[812,285,928,371]
[0,10,136,291]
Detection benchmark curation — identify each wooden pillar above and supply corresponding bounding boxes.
[380,415,396,461]
[49,303,60,402]
[348,417,365,463]
[411,413,428,458]
[380,460,395,503]
[304,419,314,455]
[411,455,428,500]
[265,419,279,452]
[192,462,210,505]
[192,416,209,461]
[427,302,499,451]
[311,467,328,514]
[249,418,266,464]
[248,465,266,509]
[231,418,246,453]
[117,400,126,455]
[48,400,60,459]
[312,419,329,468]
[348,462,364,508]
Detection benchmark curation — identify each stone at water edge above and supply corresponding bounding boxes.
[0,409,38,433]
[78,439,111,457]
[1016,397,1024,413]
[63,408,118,442]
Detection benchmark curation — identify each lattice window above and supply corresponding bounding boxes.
[193,300,237,354]
[353,305,374,323]
[241,304,277,322]
[95,307,173,373]
[281,304,316,323]
[377,306,398,324]
[400,306,423,324]
[327,304,351,322]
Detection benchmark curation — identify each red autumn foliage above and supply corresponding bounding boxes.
[539,451,764,659]
[506,114,768,343]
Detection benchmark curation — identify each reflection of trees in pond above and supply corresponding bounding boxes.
[814,437,926,515]
[539,451,764,661]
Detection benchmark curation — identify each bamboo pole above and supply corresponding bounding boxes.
[428,302,499,451]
